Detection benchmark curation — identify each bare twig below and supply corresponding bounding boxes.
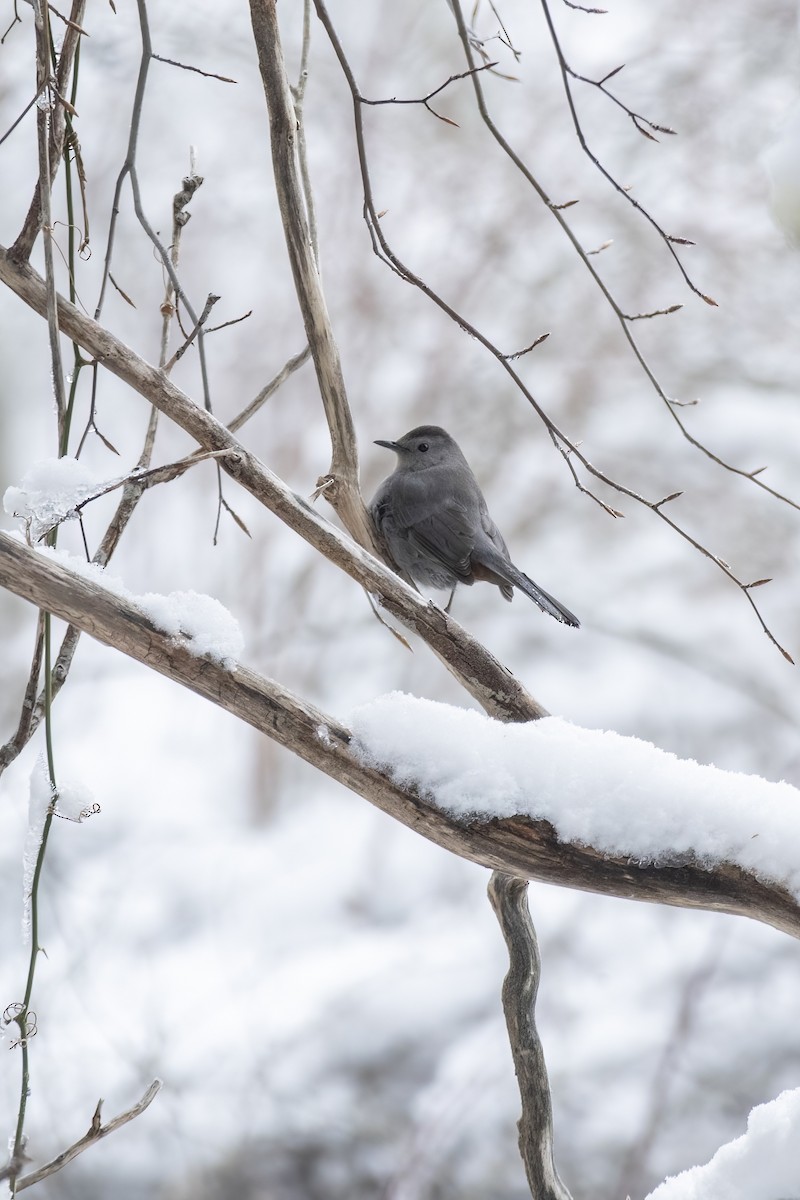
[360,62,498,125]
[163,292,219,372]
[16,1079,162,1191]
[488,873,573,1200]
[228,345,310,433]
[151,53,237,84]
[0,82,47,149]
[537,0,710,300]
[46,2,88,34]
[561,0,607,11]
[1,0,22,43]
[93,1,214,413]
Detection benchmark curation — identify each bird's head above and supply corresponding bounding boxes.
[374,425,461,471]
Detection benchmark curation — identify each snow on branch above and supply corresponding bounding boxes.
[2,530,800,940]
[350,693,800,899]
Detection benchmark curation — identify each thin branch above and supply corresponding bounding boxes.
[46,2,88,34]
[92,0,214,413]
[310,3,795,663]
[249,0,378,556]
[561,0,607,11]
[2,531,800,939]
[441,1,800,513]
[538,0,706,296]
[289,0,320,265]
[360,62,498,125]
[16,1079,162,1191]
[30,1,68,446]
[163,291,219,372]
[25,448,241,543]
[151,53,236,84]
[0,613,46,773]
[228,345,310,433]
[10,0,86,261]
[488,874,573,1200]
[0,82,47,149]
[1,0,22,44]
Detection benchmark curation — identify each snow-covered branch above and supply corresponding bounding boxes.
[2,530,800,941]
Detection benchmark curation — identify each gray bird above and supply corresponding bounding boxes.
[370,425,579,627]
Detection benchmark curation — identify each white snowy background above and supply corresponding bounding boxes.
[1,0,800,1197]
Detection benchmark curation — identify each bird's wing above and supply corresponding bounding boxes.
[388,470,478,581]
[479,498,511,558]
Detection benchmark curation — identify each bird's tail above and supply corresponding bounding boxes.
[515,569,580,627]
[477,545,580,627]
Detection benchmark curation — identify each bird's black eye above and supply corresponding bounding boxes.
[417,442,429,453]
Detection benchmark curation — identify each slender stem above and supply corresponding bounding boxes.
[10,615,58,1193]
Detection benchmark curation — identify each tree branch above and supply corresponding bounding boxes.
[15,1079,162,1191]
[248,0,377,554]
[488,873,573,1200]
[1,530,800,939]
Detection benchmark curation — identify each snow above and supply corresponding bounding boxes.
[32,545,245,668]
[136,590,244,666]
[2,457,106,542]
[4,467,244,665]
[350,693,800,896]
[645,1088,800,1200]
[22,760,98,942]
[22,759,54,944]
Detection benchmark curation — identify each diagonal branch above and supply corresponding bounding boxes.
[15,1079,162,1191]
[0,243,547,724]
[1,530,800,939]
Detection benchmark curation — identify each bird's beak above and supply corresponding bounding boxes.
[374,439,399,450]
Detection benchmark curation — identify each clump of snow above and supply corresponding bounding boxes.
[22,759,53,943]
[34,545,244,668]
[55,781,100,823]
[349,694,800,896]
[763,103,800,246]
[3,457,107,542]
[138,590,245,666]
[23,761,99,941]
[645,1088,800,1200]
